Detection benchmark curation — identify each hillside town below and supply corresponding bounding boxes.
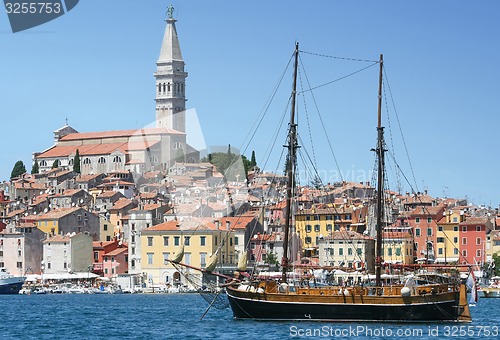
[1,167,499,291]
[1,9,499,295]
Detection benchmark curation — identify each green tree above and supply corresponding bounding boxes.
[310,174,323,190]
[52,159,59,169]
[73,149,81,174]
[31,160,39,175]
[250,150,257,168]
[492,252,500,277]
[265,252,280,270]
[176,148,185,163]
[10,160,27,179]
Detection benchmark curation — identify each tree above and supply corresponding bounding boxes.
[52,159,59,169]
[73,149,81,174]
[10,160,26,179]
[310,174,323,190]
[250,150,257,168]
[492,252,500,277]
[31,160,39,175]
[176,148,185,163]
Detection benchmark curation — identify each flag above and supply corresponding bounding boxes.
[467,271,478,304]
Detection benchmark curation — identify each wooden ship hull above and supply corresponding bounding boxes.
[226,283,471,322]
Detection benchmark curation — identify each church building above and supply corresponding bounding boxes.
[34,10,198,175]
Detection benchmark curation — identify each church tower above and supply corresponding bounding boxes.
[155,6,187,132]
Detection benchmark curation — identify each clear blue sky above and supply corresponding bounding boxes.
[1,1,499,207]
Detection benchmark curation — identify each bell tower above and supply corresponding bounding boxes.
[155,5,187,132]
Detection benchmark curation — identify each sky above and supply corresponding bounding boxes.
[1,0,499,207]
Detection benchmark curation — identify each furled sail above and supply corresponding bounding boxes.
[205,251,218,272]
[237,251,248,271]
[172,245,185,263]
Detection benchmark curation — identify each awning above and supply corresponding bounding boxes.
[42,272,99,280]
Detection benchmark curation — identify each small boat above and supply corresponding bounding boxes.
[0,268,26,295]
[481,276,500,298]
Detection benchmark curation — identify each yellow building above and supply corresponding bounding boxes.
[295,205,368,257]
[382,231,414,265]
[435,212,462,263]
[140,219,237,289]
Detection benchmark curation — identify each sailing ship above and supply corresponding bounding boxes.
[168,43,473,322]
[222,43,472,322]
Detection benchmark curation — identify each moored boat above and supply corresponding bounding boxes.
[223,44,472,322]
[0,268,26,294]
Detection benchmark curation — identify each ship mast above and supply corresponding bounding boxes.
[375,54,385,287]
[281,42,299,283]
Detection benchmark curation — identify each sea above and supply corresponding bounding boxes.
[1,294,498,339]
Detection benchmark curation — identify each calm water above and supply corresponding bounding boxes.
[1,294,498,339]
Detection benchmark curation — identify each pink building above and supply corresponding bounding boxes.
[102,246,128,278]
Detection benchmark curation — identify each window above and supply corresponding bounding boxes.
[314,224,320,232]
[453,217,458,223]
[427,217,432,223]
[112,156,122,163]
[200,236,206,246]
[106,236,111,241]
[103,224,108,231]
[326,224,332,231]
[105,268,108,274]
[396,248,401,256]
[427,228,432,236]
[184,236,190,246]
[345,214,352,220]
[328,248,334,256]
[454,248,459,255]
[334,224,340,231]
[147,237,153,247]
[453,226,458,232]
[476,249,481,257]
[234,236,238,246]
[476,237,481,246]
[438,226,443,232]
[339,248,344,256]
[230,238,233,246]
[415,217,420,223]
[348,248,353,256]
[63,262,67,269]
[326,215,333,221]
[174,236,180,246]
[387,248,392,256]
[438,248,443,255]
[147,253,153,265]
[437,237,444,243]
[163,236,169,246]
[305,225,312,233]
[305,237,312,244]
[415,228,421,237]
[200,252,207,267]
[185,253,191,265]
[462,238,467,245]
[453,237,458,243]
[462,226,467,232]
[462,250,467,257]
[131,235,135,244]
[94,251,99,261]
[83,158,91,165]
[98,157,106,164]
[17,262,22,268]
[357,248,362,256]
[476,226,481,232]
[163,252,169,264]
[313,215,319,221]
[306,215,311,221]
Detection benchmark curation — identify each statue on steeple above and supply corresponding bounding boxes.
[167,5,174,19]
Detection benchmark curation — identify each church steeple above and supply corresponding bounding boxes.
[155,5,187,132]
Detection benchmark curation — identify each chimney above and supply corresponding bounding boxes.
[215,220,220,230]
[226,220,231,231]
